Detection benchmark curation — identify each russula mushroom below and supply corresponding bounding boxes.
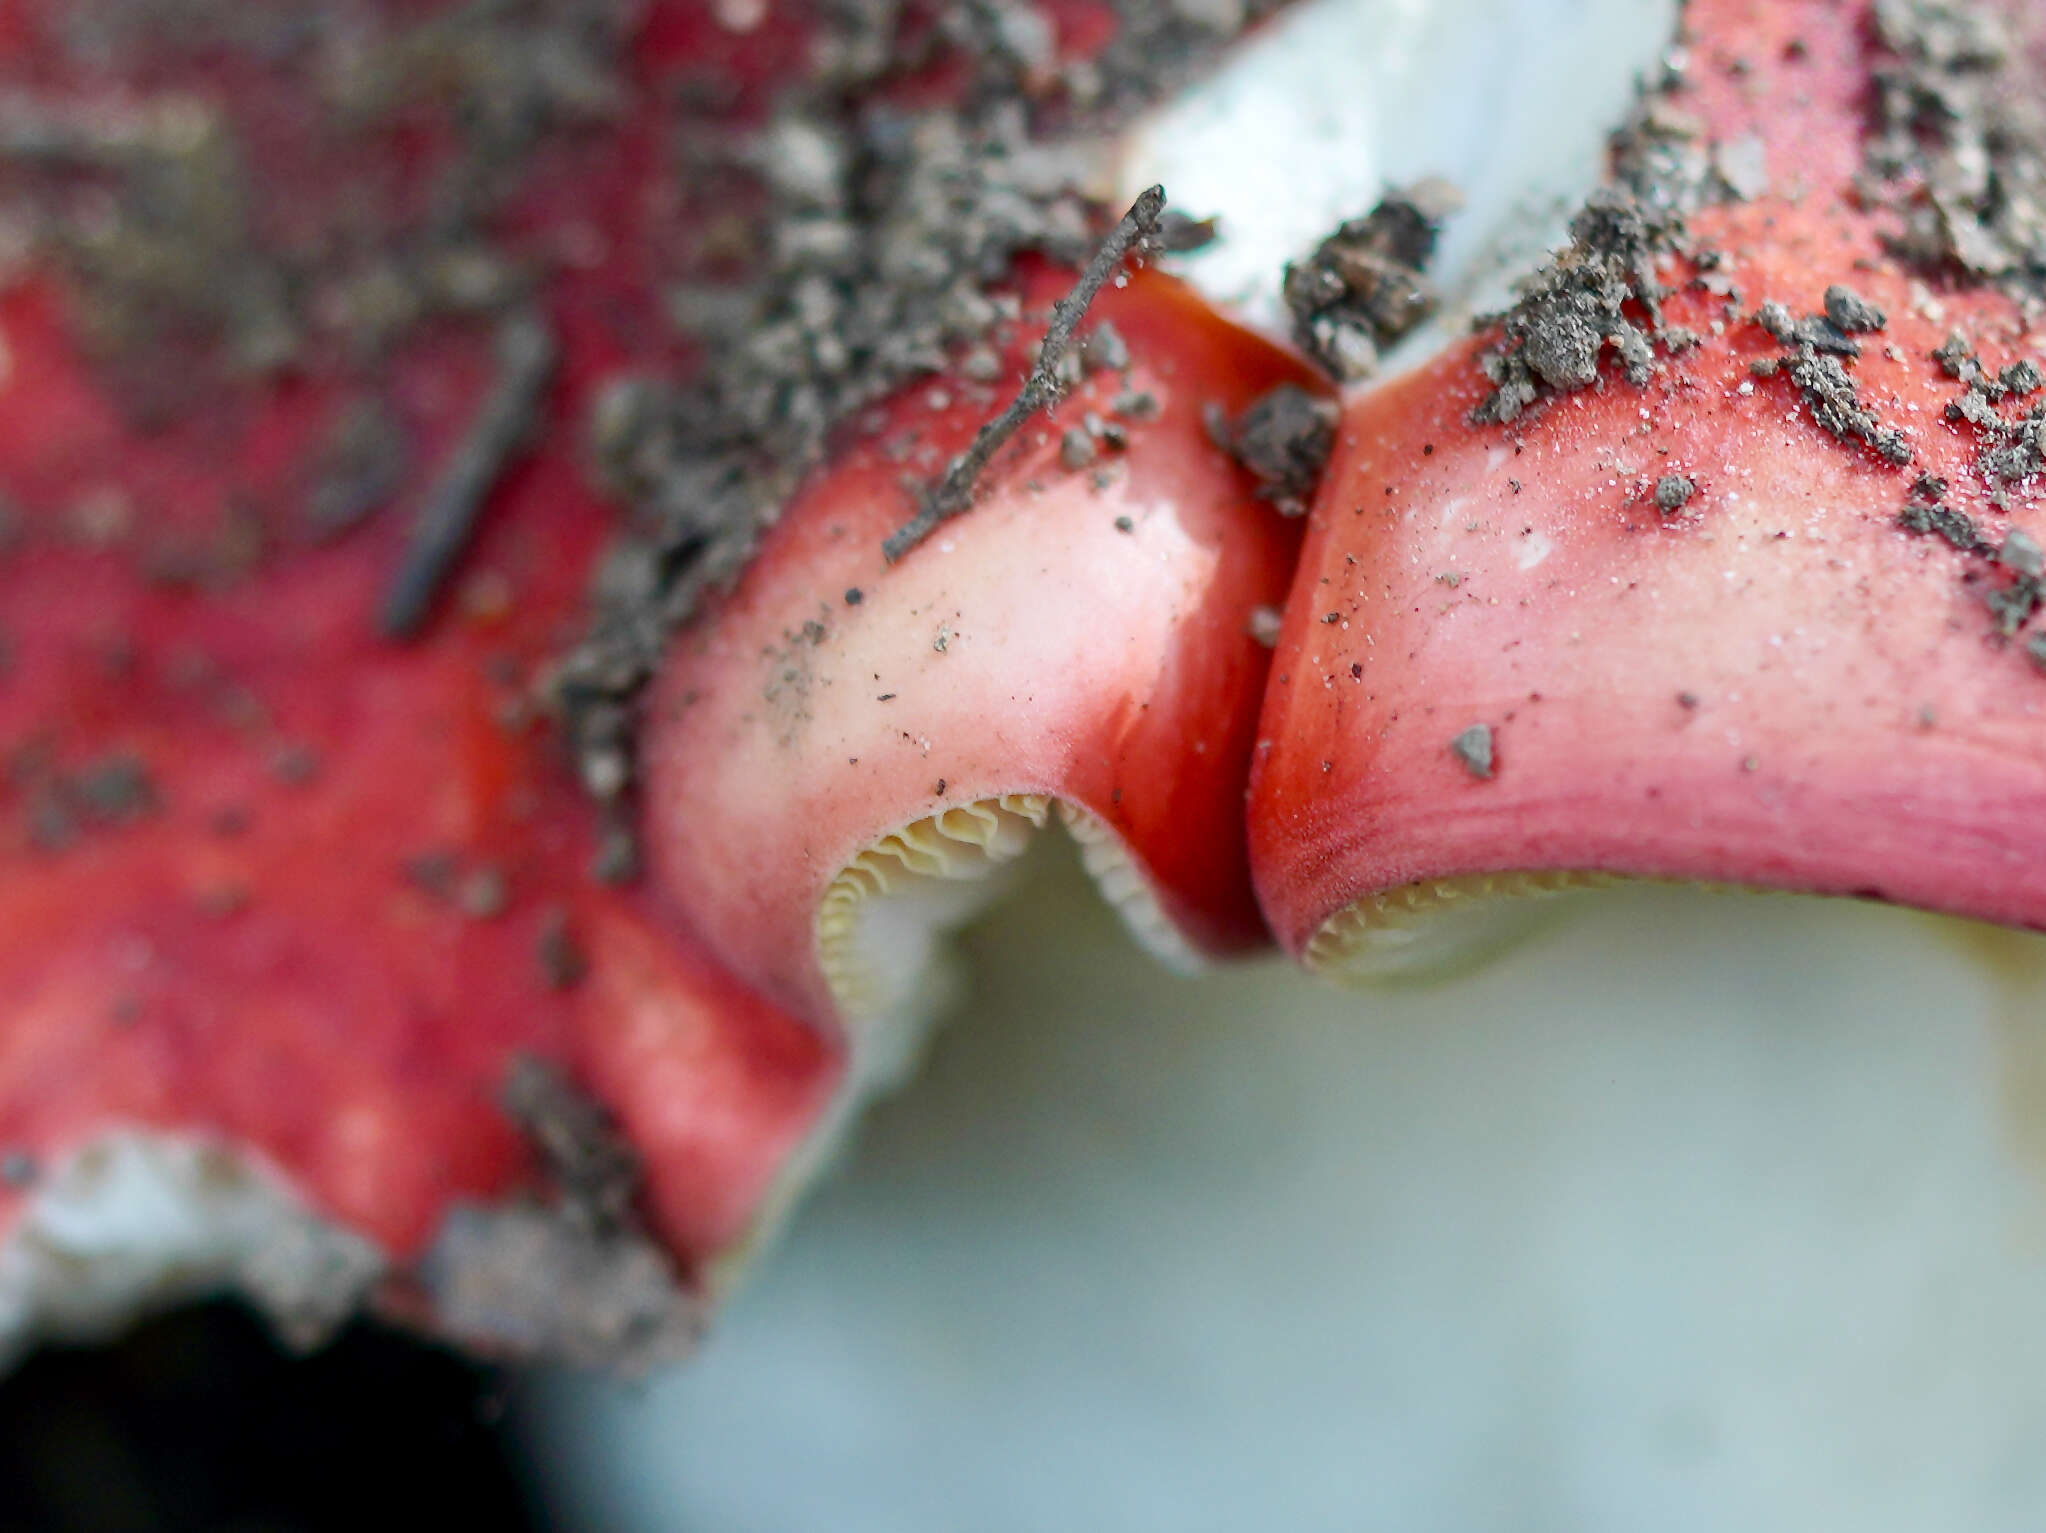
[1250,0,2046,978]
[0,0,1318,1367]
[11,0,2041,1419]
[0,0,849,1365]
[643,259,1316,1049]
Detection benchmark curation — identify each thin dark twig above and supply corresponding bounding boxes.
[380,310,556,640]
[882,184,1168,563]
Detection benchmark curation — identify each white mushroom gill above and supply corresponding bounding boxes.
[1305,869,1622,983]
[817,795,1205,1066]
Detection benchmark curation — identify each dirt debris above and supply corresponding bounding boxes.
[1929,329,2046,485]
[1208,383,1337,518]
[420,1057,700,1370]
[304,397,411,543]
[10,747,160,853]
[1470,191,1692,425]
[1863,0,2046,298]
[882,185,1168,561]
[381,312,556,640]
[2,0,634,394]
[1283,179,1462,382]
[1653,473,1697,513]
[1748,293,1914,466]
[421,1202,701,1370]
[1895,465,2046,644]
[1449,723,1495,780]
[1823,283,1888,335]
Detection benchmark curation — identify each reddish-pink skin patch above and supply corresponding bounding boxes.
[1250,0,2046,955]
[644,268,1314,1029]
[0,3,836,1273]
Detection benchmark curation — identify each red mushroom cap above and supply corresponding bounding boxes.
[0,0,842,1363]
[1250,0,2046,976]
[645,264,1314,1037]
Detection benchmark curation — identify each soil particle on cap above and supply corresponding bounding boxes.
[1991,526,2046,637]
[1935,329,1979,379]
[1899,497,1984,551]
[500,1056,638,1232]
[456,864,511,921]
[69,750,158,825]
[1470,192,1690,425]
[1780,348,1913,465]
[1753,299,1865,358]
[1751,295,1914,465]
[1823,283,1887,335]
[403,849,462,901]
[1449,723,1495,780]
[1607,78,1723,211]
[2003,359,2045,395]
[14,748,160,851]
[2002,526,2045,578]
[1895,470,2046,648]
[1863,0,2046,298]
[1210,383,1337,517]
[1931,330,2046,485]
[1082,319,1130,373]
[1653,473,1697,513]
[267,740,321,786]
[1284,178,1462,382]
[589,811,639,886]
[1987,569,2044,636]
[1246,603,1283,647]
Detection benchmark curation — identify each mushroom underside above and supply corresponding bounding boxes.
[820,795,1206,1061]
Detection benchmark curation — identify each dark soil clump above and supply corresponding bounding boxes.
[1470,191,1692,425]
[1284,178,1462,382]
[1749,294,1914,466]
[1929,329,2046,485]
[1209,383,1338,518]
[1863,0,2046,297]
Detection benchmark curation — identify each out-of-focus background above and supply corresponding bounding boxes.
[517,843,2046,1533]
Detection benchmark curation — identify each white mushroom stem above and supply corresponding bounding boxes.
[1111,0,1679,350]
